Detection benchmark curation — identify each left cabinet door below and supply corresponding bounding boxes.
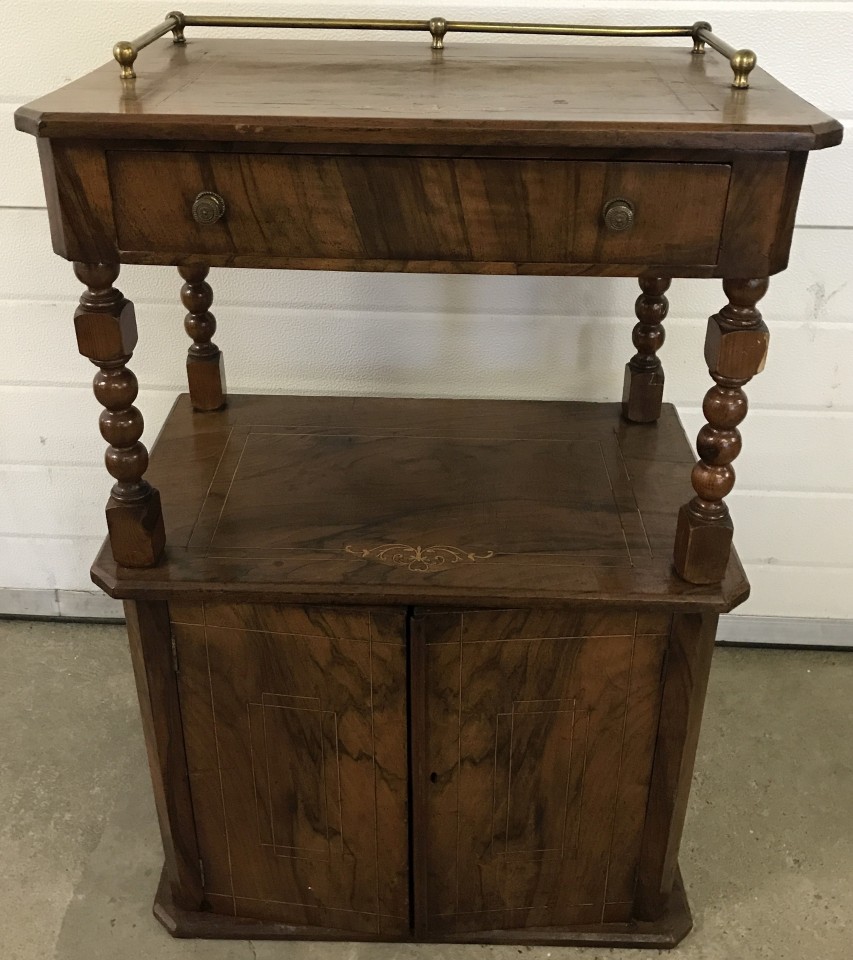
[170,601,410,938]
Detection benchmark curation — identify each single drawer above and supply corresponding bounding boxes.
[107,152,730,266]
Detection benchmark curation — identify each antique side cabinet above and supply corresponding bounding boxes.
[16,15,841,949]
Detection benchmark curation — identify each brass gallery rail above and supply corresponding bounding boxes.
[112,12,757,89]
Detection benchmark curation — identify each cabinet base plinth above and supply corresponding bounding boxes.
[153,865,693,948]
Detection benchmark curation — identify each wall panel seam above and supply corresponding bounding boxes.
[1,389,851,417]
[0,532,105,542]
[743,564,853,571]
[3,307,853,329]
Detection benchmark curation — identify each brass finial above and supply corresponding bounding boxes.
[731,48,757,88]
[691,20,711,54]
[166,11,187,44]
[113,41,138,80]
[429,17,448,50]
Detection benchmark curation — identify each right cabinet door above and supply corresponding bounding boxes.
[416,607,670,936]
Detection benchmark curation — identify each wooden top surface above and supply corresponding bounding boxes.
[92,394,749,611]
[16,38,841,149]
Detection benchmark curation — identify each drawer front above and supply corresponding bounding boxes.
[108,152,730,266]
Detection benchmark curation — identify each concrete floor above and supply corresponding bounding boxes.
[1,619,851,960]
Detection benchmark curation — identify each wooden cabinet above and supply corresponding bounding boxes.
[107,395,732,946]
[16,24,840,951]
[128,592,710,945]
[109,393,733,947]
[128,568,712,946]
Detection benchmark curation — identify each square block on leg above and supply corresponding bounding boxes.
[622,363,664,423]
[704,317,769,380]
[106,489,166,567]
[187,353,227,412]
[74,299,138,362]
[673,503,733,584]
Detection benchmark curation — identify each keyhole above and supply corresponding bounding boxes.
[429,771,438,784]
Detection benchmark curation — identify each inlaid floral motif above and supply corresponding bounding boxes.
[345,543,495,572]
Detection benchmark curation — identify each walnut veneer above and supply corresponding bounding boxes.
[16,33,840,948]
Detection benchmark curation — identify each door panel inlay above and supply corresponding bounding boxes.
[491,699,585,866]
[247,694,343,861]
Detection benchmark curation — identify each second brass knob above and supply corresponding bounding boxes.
[192,191,226,225]
[603,198,635,232]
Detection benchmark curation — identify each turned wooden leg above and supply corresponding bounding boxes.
[179,264,226,411]
[74,262,165,568]
[622,276,670,422]
[674,278,770,584]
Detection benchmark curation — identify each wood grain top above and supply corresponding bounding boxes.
[16,39,841,149]
[91,394,749,611]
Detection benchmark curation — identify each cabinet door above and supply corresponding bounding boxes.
[170,601,409,937]
[416,608,669,935]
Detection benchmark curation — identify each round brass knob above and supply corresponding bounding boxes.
[192,191,226,225]
[603,198,635,232]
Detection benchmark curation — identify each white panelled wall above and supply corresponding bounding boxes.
[1,2,852,639]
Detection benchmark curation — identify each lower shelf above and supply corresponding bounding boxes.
[93,393,748,612]
[154,865,693,949]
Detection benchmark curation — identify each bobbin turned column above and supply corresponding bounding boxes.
[674,278,769,584]
[73,263,165,568]
[622,276,670,422]
[179,264,226,411]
